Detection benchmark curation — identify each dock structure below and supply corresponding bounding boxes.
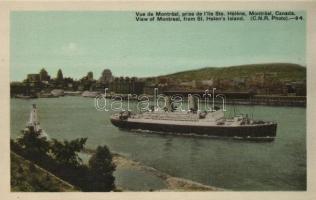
[163,90,306,107]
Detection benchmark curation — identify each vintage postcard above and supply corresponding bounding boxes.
[0,1,316,200]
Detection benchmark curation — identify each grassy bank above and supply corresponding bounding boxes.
[11,152,77,192]
[11,149,224,192]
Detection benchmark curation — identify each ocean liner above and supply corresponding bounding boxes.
[110,96,277,141]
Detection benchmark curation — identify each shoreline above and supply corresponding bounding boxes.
[112,153,224,191]
[82,148,223,191]
[12,147,223,192]
[12,94,306,107]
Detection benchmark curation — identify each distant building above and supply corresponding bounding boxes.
[284,81,306,96]
[99,69,113,84]
[87,72,94,81]
[109,76,144,94]
[180,80,196,88]
[39,68,50,82]
[78,72,97,91]
[143,83,157,95]
[200,80,213,87]
[56,69,64,82]
[51,89,64,97]
[27,74,40,82]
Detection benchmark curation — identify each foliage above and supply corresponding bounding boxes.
[163,63,306,82]
[48,137,91,191]
[11,133,116,192]
[11,152,75,192]
[86,145,116,191]
[50,138,87,167]
[16,127,50,162]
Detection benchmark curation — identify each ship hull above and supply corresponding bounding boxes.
[110,117,277,141]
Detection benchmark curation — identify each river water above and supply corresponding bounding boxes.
[10,96,306,191]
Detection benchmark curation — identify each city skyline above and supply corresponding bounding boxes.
[10,11,306,81]
[11,62,306,83]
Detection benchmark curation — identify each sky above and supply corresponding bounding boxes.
[10,11,306,81]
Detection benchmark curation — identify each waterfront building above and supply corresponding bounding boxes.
[56,69,64,81]
[27,74,40,83]
[109,76,144,95]
[99,69,113,84]
[87,71,94,81]
[39,68,50,82]
[51,89,64,97]
[179,80,197,88]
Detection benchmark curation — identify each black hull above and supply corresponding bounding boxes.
[111,118,277,140]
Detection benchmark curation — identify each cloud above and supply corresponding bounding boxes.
[61,42,82,56]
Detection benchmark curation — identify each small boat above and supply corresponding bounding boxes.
[64,91,82,96]
[38,93,59,98]
[51,89,64,97]
[82,91,100,98]
[15,94,37,99]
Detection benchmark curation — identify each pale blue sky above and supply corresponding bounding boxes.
[10,11,306,81]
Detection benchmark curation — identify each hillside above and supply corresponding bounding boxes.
[162,63,306,82]
[11,152,77,192]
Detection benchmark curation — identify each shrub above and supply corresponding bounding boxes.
[85,145,116,191]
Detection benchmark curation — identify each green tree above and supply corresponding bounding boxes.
[87,145,116,191]
[50,138,87,167]
[16,127,50,162]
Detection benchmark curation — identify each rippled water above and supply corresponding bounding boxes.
[10,96,306,191]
